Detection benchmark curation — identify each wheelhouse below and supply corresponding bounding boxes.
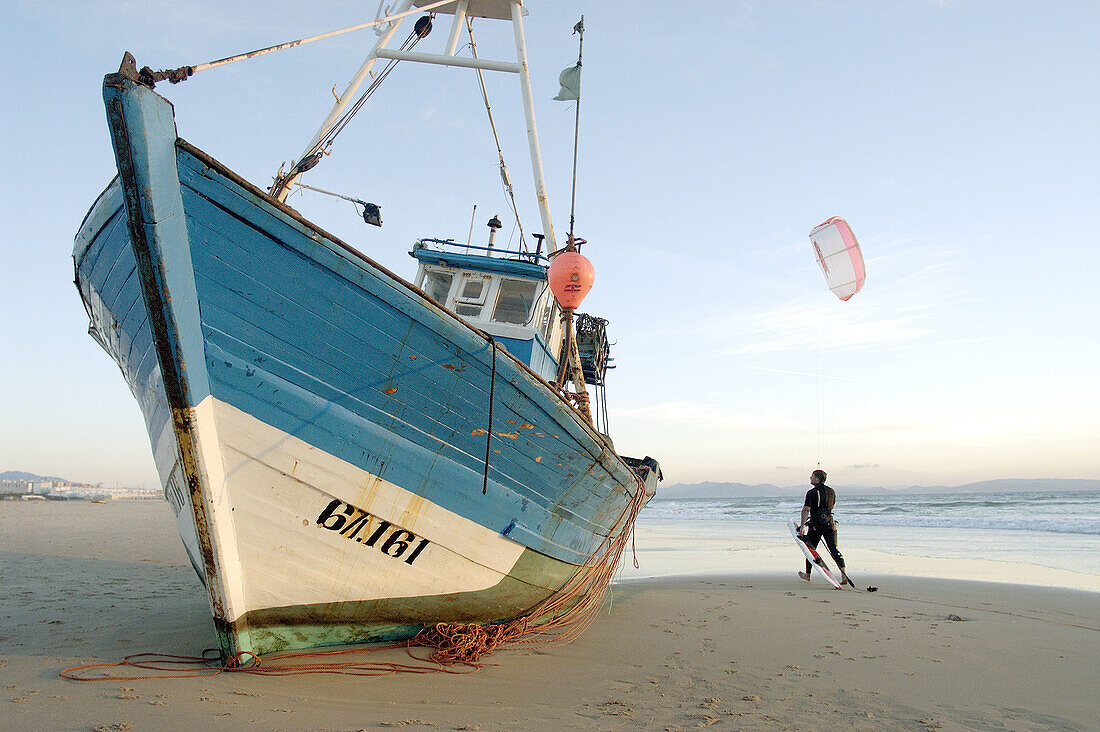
[411,238,563,383]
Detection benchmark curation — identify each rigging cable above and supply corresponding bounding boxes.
[599,381,610,436]
[466,17,529,255]
[566,17,584,239]
[482,336,497,495]
[132,0,460,86]
[289,17,432,178]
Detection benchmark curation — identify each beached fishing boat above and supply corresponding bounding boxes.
[73,0,659,661]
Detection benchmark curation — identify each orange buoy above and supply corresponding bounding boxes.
[547,251,594,309]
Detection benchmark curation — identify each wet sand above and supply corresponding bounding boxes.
[2,500,1097,731]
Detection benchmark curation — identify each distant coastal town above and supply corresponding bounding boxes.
[0,471,159,501]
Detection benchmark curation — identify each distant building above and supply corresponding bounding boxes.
[32,480,56,495]
[0,479,32,497]
[0,477,159,500]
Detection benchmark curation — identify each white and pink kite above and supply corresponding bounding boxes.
[810,217,865,301]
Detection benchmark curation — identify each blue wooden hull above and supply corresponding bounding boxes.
[74,74,658,658]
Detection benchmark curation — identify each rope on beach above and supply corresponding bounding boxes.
[59,645,471,681]
[60,473,650,681]
[410,472,649,667]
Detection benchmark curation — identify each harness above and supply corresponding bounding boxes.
[808,485,835,527]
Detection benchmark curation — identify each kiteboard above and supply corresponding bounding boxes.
[788,519,843,589]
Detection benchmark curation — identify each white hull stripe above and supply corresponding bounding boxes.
[191,396,526,622]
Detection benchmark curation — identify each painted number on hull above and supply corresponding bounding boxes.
[316,499,430,565]
[165,469,187,515]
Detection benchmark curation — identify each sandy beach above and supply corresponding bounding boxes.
[3,500,1098,731]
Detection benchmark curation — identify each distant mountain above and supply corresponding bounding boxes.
[0,470,71,483]
[656,478,1100,500]
[903,478,1100,494]
[655,482,790,499]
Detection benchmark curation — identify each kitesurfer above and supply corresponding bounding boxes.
[798,469,851,586]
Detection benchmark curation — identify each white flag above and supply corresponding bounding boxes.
[553,63,581,101]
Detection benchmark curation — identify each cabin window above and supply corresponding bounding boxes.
[454,303,483,317]
[540,295,558,338]
[492,278,539,325]
[460,279,486,301]
[423,270,454,304]
[454,273,491,319]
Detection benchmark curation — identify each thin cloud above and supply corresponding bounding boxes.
[613,401,793,431]
[744,365,859,382]
[933,335,993,347]
[721,301,935,355]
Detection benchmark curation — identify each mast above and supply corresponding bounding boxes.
[509,1,557,253]
[270,0,559,257]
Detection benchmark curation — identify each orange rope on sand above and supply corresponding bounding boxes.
[60,645,460,681]
[412,474,649,667]
[60,475,649,681]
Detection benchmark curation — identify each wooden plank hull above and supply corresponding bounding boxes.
[73,74,658,659]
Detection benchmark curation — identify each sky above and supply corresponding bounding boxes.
[2,1,1098,490]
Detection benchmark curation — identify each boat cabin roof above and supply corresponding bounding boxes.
[411,243,547,280]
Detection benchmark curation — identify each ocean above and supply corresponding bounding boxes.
[641,490,1100,536]
[622,491,1100,591]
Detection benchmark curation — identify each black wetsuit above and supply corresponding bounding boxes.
[802,484,845,576]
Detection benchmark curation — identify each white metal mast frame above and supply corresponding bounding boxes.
[271,0,558,254]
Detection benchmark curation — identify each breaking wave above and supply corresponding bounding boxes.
[642,491,1100,535]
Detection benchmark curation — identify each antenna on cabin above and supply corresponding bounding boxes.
[467,204,478,248]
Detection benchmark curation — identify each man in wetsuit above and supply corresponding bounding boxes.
[798,469,851,586]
